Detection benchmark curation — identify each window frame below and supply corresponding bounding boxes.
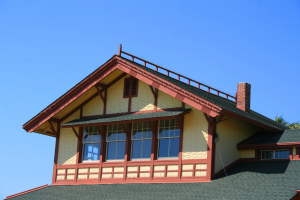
[130,121,153,160]
[260,149,290,160]
[123,77,139,98]
[81,126,102,162]
[105,124,127,162]
[157,119,181,159]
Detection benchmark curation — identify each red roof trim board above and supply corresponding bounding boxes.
[23,55,223,133]
[237,142,300,150]
[5,184,49,199]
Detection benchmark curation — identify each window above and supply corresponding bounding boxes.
[123,78,138,98]
[106,124,127,160]
[131,122,152,159]
[260,149,290,160]
[158,119,180,158]
[82,126,102,161]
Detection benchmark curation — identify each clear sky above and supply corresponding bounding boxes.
[0,0,299,198]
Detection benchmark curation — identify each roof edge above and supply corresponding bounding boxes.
[5,184,49,199]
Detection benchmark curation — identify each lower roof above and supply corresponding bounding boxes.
[238,129,300,147]
[8,160,300,200]
[61,109,190,128]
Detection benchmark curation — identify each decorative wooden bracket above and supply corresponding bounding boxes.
[147,121,155,134]
[96,126,103,136]
[149,85,157,99]
[48,120,57,137]
[72,127,80,139]
[203,113,212,127]
[95,86,105,103]
[120,124,129,136]
[97,83,107,88]
[216,114,232,124]
[175,118,183,131]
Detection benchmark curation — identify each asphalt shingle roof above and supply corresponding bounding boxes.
[9,160,300,200]
[118,56,285,131]
[61,109,190,127]
[238,129,300,146]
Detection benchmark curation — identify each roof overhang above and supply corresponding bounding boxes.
[237,142,300,150]
[61,109,190,128]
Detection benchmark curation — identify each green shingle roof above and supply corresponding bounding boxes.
[238,129,300,146]
[61,109,190,127]
[9,161,300,200]
[118,56,285,131]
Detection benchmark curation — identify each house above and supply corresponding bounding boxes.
[6,45,300,199]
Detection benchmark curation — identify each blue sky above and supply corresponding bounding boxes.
[0,0,299,198]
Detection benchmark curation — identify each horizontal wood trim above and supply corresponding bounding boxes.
[237,142,300,150]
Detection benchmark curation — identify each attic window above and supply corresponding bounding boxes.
[123,77,139,98]
[260,149,290,160]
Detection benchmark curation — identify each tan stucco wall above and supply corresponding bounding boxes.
[131,80,155,112]
[57,110,80,165]
[240,149,255,158]
[215,117,260,173]
[157,90,182,109]
[182,105,208,159]
[106,75,130,114]
[82,95,104,116]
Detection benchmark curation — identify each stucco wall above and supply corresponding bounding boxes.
[82,95,104,116]
[57,110,80,165]
[106,75,130,114]
[157,90,182,109]
[215,117,260,173]
[131,80,155,112]
[182,104,208,159]
[240,149,255,158]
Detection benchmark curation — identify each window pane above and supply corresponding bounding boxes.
[159,128,164,138]
[169,137,180,157]
[117,132,122,141]
[84,127,89,134]
[158,139,169,158]
[283,150,290,158]
[147,131,152,139]
[137,131,142,139]
[83,133,89,143]
[107,142,117,160]
[163,129,169,138]
[142,139,152,159]
[121,132,126,140]
[87,134,93,143]
[132,130,137,139]
[92,143,101,160]
[88,126,93,133]
[159,120,164,127]
[132,140,142,159]
[275,150,281,159]
[83,144,93,161]
[138,122,142,129]
[107,132,112,141]
[111,132,117,141]
[116,141,126,160]
[170,129,175,137]
[142,131,148,139]
[170,119,176,127]
[93,133,101,142]
[165,119,170,128]
[174,129,180,137]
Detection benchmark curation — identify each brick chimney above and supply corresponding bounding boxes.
[236,82,251,112]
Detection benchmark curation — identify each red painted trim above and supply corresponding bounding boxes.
[61,110,191,128]
[115,58,221,117]
[237,142,300,150]
[5,184,49,200]
[206,116,216,180]
[95,85,105,103]
[52,122,60,184]
[80,107,185,119]
[71,127,80,139]
[24,59,121,132]
[178,115,184,180]
[214,159,241,178]
[104,88,107,116]
[48,120,57,137]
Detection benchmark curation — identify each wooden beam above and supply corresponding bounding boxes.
[97,83,107,88]
[95,126,103,136]
[216,114,224,124]
[72,127,80,139]
[218,117,232,123]
[120,124,128,135]
[48,120,57,137]
[147,121,155,134]
[95,86,105,103]
[175,118,182,131]
[149,85,157,99]
[60,72,127,122]
[203,113,211,127]
[49,118,60,123]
